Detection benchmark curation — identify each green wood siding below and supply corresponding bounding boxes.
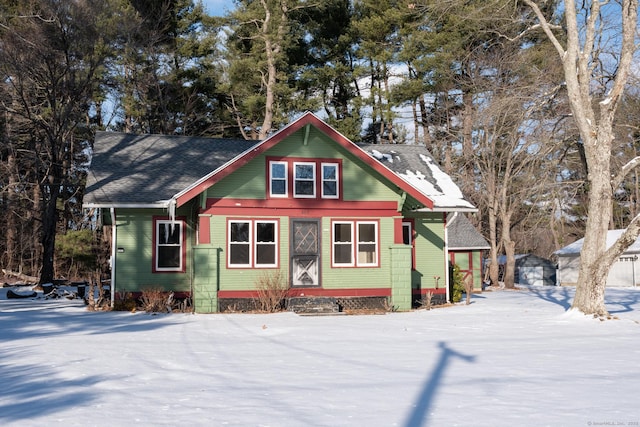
[407,213,447,289]
[113,208,192,293]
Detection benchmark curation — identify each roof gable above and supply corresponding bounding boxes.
[175,112,435,208]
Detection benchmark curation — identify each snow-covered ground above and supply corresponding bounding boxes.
[1,286,639,427]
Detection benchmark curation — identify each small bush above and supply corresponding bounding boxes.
[113,291,137,312]
[139,287,173,313]
[419,290,434,310]
[254,271,288,313]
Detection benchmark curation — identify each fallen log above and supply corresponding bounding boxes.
[1,269,38,284]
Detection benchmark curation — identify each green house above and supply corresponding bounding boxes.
[83,112,477,312]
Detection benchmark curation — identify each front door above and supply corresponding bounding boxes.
[291,219,320,287]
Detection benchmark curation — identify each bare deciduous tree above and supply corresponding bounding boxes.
[523,0,639,315]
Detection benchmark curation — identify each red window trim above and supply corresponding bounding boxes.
[266,156,343,201]
[226,217,281,269]
[152,216,187,274]
[331,219,380,268]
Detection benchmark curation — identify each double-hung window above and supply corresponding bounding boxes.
[321,163,339,198]
[294,162,316,198]
[229,221,251,267]
[269,161,288,197]
[357,222,378,266]
[154,219,185,272]
[228,219,278,268]
[332,220,378,267]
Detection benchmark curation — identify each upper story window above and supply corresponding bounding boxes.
[322,163,339,198]
[294,162,316,198]
[154,218,186,272]
[268,158,341,200]
[270,161,288,197]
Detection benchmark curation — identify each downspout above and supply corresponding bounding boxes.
[444,212,451,302]
[110,207,117,308]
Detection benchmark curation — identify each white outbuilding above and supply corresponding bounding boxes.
[554,229,640,287]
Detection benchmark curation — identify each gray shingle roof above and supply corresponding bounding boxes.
[85,128,475,214]
[446,212,490,250]
[84,132,255,206]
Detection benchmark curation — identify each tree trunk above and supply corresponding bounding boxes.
[488,202,500,286]
[572,130,613,315]
[6,153,18,272]
[503,240,516,289]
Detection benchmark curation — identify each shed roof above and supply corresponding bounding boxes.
[445,212,490,250]
[554,229,640,256]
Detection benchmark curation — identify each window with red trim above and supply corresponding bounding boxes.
[228,219,278,268]
[268,158,341,200]
[154,218,186,272]
[332,220,378,267]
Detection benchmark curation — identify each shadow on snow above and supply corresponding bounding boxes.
[404,341,476,427]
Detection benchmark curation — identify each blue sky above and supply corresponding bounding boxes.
[201,0,236,16]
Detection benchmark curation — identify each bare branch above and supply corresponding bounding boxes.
[611,156,640,191]
[521,0,566,57]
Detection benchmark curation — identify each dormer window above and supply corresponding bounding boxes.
[294,162,316,198]
[321,163,339,198]
[268,158,341,200]
[270,161,288,197]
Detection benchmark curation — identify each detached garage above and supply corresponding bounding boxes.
[489,254,557,286]
[554,230,640,287]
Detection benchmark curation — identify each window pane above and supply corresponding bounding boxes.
[295,164,314,179]
[295,180,314,195]
[358,223,375,242]
[256,222,275,242]
[335,244,352,264]
[158,246,180,268]
[256,244,275,265]
[230,222,249,242]
[230,244,250,265]
[334,223,351,242]
[323,181,337,196]
[323,165,336,180]
[159,223,181,245]
[271,180,286,195]
[271,162,286,178]
[358,244,376,264]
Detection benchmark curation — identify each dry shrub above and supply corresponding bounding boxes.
[139,287,173,313]
[113,291,137,312]
[464,275,474,305]
[420,290,434,310]
[254,270,288,313]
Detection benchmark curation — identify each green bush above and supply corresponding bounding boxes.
[451,263,465,303]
